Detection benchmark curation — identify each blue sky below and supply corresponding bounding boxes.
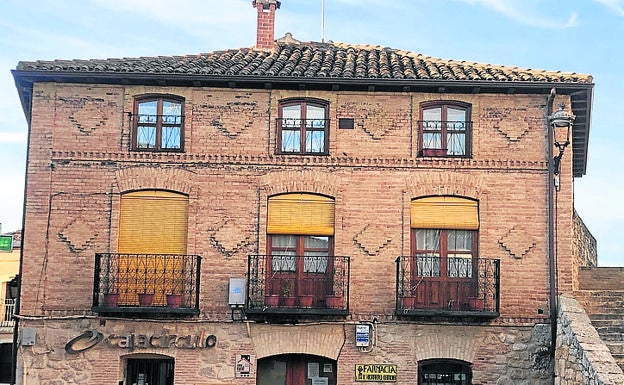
[0,0,622,266]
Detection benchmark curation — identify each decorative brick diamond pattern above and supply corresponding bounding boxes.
[354,224,393,256]
[499,227,536,259]
[210,219,252,257]
[58,219,98,252]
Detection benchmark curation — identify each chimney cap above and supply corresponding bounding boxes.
[252,0,281,10]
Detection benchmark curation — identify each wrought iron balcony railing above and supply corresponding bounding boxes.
[1,298,15,328]
[246,254,350,316]
[93,253,201,315]
[395,256,499,317]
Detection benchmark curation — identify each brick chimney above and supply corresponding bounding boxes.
[252,0,280,50]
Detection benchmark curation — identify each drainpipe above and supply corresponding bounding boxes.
[546,88,557,380]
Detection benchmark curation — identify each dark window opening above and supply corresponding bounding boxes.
[126,358,174,385]
[0,343,13,383]
[419,359,472,385]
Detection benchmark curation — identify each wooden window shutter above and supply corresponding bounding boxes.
[411,196,478,230]
[119,190,189,254]
[267,193,335,235]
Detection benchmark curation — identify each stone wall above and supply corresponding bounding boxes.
[572,210,597,289]
[555,294,624,385]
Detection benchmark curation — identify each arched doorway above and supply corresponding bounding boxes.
[418,359,472,385]
[257,354,336,385]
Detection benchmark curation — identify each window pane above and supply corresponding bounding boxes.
[423,133,442,149]
[162,126,181,149]
[138,100,158,123]
[282,130,300,152]
[304,236,328,273]
[306,105,326,128]
[282,105,301,128]
[137,126,156,148]
[447,132,466,155]
[305,130,325,153]
[447,107,466,122]
[416,229,440,250]
[416,254,440,277]
[271,235,296,271]
[448,255,472,278]
[163,101,181,118]
[448,230,472,251]
[423,107,441,121]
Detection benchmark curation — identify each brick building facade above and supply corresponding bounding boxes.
[11,1,595,384]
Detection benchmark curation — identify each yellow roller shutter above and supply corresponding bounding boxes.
[267,193,335,235]
[118,190,189,305]
[411,196,478,230]
[119,190,188,254]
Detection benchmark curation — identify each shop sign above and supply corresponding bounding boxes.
[355,364,397,382]
[65,329,217,354]
[0,235,13,251]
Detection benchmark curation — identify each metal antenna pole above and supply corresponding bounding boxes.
[321,0,325,42]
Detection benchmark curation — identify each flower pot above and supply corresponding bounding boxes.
[468,297,484,311]
[281,297,296,307]
[103,293,119,307]
[265,294,280,307]
[401,296,416,309]
[325,295,342,309]
[138,293,154,306]
[166,294,182,308]
[298,295,314,308]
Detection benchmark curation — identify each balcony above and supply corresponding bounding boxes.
[246,255,350,318]
[395,256,499,318]
[1,298,15,328]
[92,253,201,316]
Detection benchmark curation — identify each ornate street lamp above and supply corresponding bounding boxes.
[549,103,575,189]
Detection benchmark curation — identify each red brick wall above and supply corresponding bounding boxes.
[20,83,575,322]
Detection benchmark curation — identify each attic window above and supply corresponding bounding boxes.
[132,95,184,152]
[277,99,329,155]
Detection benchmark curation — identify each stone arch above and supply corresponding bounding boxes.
[115,166,195,195]
[250,324,344,360]
[405,172,486,201]
[411,327,477,363]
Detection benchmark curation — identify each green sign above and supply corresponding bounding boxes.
[0,235,13,251]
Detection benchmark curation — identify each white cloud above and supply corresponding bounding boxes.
[593,0,624,16]
[455,0,578,28]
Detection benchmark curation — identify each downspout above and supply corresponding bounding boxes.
[546,88,557,378]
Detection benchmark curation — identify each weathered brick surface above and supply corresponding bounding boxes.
[18,82,582,383]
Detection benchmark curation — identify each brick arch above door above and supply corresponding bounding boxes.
[250,324,344,360]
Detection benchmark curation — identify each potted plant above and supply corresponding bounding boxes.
[138,292,154,306]
[103,292,119,307]
[298,294,314,308]
[325,294,342,309]
[468,297,484,311]
[166,277,184,308]
[400,294,416,309]
[280,280,295,307]
[265,293,280,307]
